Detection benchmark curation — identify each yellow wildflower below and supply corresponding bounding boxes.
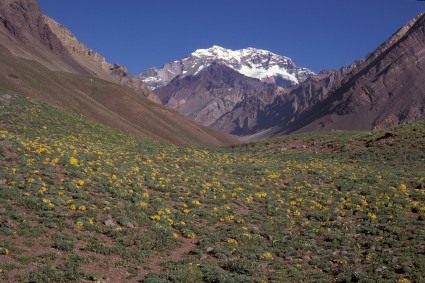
[259,252,273,260]
[368,213,377,220]
[70,157,78,165]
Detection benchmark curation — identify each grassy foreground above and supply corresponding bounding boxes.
[0,92,424,282]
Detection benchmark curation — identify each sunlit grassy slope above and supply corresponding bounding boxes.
[0,92,424,282]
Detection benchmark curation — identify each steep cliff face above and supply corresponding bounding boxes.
[291,12,425,133]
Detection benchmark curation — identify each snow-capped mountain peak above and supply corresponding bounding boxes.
[192,45,285,62]
[138,45,314,89]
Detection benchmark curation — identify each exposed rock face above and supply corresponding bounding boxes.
[249,12,425,139]
[0,0,89,74]
[139,45,314,89]
[0,0,56,49]
[154,63,279,133]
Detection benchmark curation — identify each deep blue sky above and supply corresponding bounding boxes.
[38,0,424,74]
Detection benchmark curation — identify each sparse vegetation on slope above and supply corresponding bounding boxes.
[0,45,237,147]
[0,92,424,282]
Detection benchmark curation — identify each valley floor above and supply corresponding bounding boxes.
[0,93,424,282]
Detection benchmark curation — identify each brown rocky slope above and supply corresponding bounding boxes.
[0,0,236,146]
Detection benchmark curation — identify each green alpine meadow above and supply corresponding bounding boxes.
[0,92,423,282]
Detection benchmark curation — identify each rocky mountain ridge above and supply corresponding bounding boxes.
[43,15,161,103]
[246,11,425,140]
[0,0,159,103]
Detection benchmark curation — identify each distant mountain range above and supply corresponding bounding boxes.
[141,13,425,139]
